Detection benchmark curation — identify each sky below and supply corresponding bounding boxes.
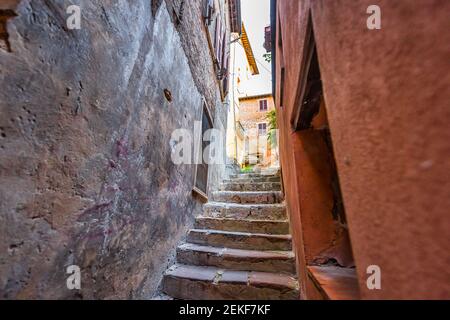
[238,0,272,96]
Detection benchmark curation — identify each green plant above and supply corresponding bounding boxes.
[266,110,277,146]
[263,53,272,63]
[241,165,254,173]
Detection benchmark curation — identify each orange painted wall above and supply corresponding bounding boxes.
[275,0,450,299]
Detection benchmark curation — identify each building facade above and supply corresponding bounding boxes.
[238,94,277,167]
[0,0,238,299]
[271,0,450,299]
[226,21,258,167]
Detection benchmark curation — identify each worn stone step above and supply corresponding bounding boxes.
[220,182,281,192]
[195,216,289,234]
[212,191,284,204]
[203,202,286,220]
[230,172,280,179]
[162,264,299,300]
[187,229,292,251]
[224,176,281,184]
[151,293,174,300]
[177,243,296,274]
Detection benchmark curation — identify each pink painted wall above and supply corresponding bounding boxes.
[275,0,450,299]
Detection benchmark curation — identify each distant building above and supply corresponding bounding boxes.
[238,94,277,167]
[226,18,260,167]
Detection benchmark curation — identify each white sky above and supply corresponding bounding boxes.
[238,0,272,96]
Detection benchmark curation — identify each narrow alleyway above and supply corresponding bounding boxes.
[0,0,448,303]
[162,171,299,300]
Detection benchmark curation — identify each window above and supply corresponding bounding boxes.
[291,13,322,130]
[259,99,268,111]
[258,123,267,135]
[193,100,213,201]
[211,12,230,96]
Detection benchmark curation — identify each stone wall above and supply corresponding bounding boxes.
[0,0,228,299]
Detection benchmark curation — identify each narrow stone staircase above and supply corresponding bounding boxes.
[162,171,299,300]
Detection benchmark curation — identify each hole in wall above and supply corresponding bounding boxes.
[12,106,38,135]
[0,9,17,52]
[164,89,173,102]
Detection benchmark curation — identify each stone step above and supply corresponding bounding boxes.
[151,293,174,300]
[162,264,299,300]
[177,243,296,274]
[195,216,290,234]
[224,176,281,184]
[187,229,292,251]
[212,191,284,204]
[220,182,282,192]
[230,172,280,179]
[203,202,286,220]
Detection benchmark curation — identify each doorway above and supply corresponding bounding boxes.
[290,14,359,299]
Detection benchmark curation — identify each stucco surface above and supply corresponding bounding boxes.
[0,0,226,299]
[275,0,450,299]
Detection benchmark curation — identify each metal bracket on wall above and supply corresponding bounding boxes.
[203,0,215,25]
[215,62,227,81]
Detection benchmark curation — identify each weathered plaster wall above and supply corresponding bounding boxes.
[164,0,222,117]
[0,0,226,299]
[275,0,450,299]
[160,0,230,192]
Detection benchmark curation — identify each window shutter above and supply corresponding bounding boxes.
[260,100,268,111]
[222,53,230,96]
[219,23,224,65]
[194,102,213,198]
[221,31,226,70]
[214,16,221,61]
